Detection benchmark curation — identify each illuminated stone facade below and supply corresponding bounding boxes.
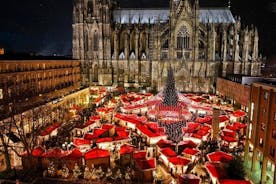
[73,0,261,92]
[0,60,81,120]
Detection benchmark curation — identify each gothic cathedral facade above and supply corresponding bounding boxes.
[72,0,261,93]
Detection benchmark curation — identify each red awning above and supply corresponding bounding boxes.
[84,148,110,160]
[183,148,199,155]
[73,138,91,146]
[207,151,233,163]
[64,148,82,160]
[221,135,237,143]
[120,144,134,155]
[40,122,61,136]
[160,148,177,157]
[178,140,198,148]
[168,157,191,166]
[96,137,113,143]
[136,158,156,170]
[31,146,46,157]
[223,130,236,137]
[157,139,173,149]
[206,162,220,178]
[232,110,246,118]
[133,151,147,159]
[42,148,68,158]
[219,115,229,123]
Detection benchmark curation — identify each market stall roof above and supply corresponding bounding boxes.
[160,148,177,157]
[221,135,238,143]
[42,147,68,158]
[84,148,110,160]
[73,138,91,146]
[133,151,147,159]
[178,140,198,148]
[157,139,173,148]
[96,137,113,143]
[232,110,246,117]
[31,146,46,157]
[183,148,199,155]
[207,151,233,163]
[120,144,134,155]
[168,156,191,166]
[63,148,82,160]
[40,122,61,136]
[135,158,156,170]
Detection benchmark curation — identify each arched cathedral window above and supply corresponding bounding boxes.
[88,1,93,15]
[93,32,98,51]
[177,26,190,49]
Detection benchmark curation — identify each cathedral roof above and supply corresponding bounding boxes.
[113,8,235,24]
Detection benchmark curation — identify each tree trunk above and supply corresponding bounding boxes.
[0,133,12,171]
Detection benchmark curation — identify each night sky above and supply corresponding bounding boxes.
[0,0,275,60]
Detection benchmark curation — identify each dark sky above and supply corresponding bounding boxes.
[0,0,275,58]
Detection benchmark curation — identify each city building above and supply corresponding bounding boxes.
[73,0,261,92]
[245,82,276,184]
[0,60,81,120]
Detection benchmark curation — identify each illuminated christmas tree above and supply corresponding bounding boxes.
[162,67,178,106]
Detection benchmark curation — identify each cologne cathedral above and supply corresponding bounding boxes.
[72,0,261,93]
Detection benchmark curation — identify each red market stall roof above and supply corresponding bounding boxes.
[168,156,191,166]
[157,139,173,149]
[84,148,110,160]
[64,148,82,160]
[160,148,177,157]
[96,137,113,143]
[233,122,247,129]
[40,122,61,136]
[178,140,198,148]
[136,158,156,170]
[221,135,238,143]
[120,144,134,155]
[102,124,114,130]
[89,115,101,121]
[226,125,239,131]
[232,110,246,118]
[73,138,91,146]
[133,151,147,160]
[137,125,164,138]
[84,129,108,140]
[196,116,212,124]
[219,115,229,122]
[179,174,201,184]
[32,146,46,157]
[42,148,68,158]
[222,130,236,137]
[219,179,251,184]
[183,148,199,155]
[206,162,220,179]
[207,151,233,163]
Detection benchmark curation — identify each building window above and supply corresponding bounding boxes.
[250,102,254,121]
[259,138,263,147]
[270,147,275,157]
[272,129,276,139]
[261,123,265,131]
[177,26,190,49]
[249,123,252,139]
[274,112,276,121]
[93,32,98,51]
[264,91,268,100]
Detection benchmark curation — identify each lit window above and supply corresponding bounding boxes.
[248,123,252,139]
[250,102,254,121]
[259,138,263,147]
[274,112,276,121]
[272,129,276,139]
[261,123,265,131]
[264,92,268,100]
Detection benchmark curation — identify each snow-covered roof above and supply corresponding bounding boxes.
[113,8,235,24]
